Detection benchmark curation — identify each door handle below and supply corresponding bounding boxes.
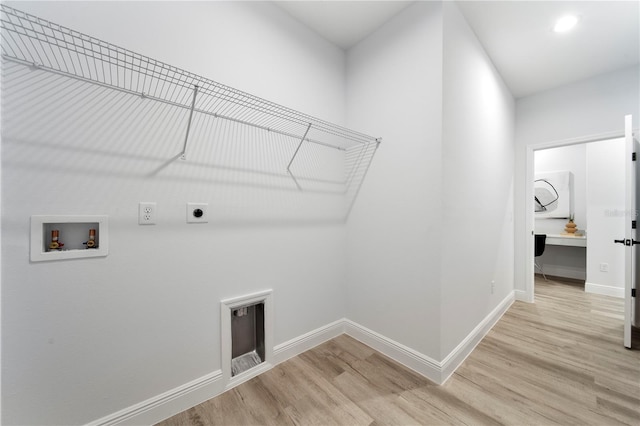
[614,239,640,246]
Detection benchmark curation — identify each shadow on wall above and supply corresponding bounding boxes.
[2,60,376,224]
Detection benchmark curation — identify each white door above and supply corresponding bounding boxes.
[619,115,638,348]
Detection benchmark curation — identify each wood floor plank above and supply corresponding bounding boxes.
[158,277,640,425]
[402,382,502,426]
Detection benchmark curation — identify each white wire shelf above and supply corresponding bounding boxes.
[0,5,380,153]
[1,4,380,220]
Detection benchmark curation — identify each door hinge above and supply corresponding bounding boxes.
[633,220,637,229]
[633,288,637,298]
[633,152,637,161]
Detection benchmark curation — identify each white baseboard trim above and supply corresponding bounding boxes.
[88,296,516,425]
[86,370,224,426]
[273,319,345,365]
[439,291,515,384]
[344,320,442,384]
[539,265,586,281]
[514,289,531,302]
[88,320,346,425]
[585,282,624,298]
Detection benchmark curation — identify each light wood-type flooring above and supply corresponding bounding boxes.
[158,277,640,425]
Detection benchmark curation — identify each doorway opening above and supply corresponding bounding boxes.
[524,131,625,303]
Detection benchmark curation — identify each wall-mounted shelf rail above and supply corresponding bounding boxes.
[1,4,381,219]
[0,5,379,151]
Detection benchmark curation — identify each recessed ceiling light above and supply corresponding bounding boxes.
[553,15,579,33]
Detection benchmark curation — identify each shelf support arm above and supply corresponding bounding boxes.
[180,85,199,160]
[287,123,312,172]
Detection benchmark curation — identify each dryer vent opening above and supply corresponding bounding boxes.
[231,302,265,376]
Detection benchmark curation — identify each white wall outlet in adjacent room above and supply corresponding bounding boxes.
[599,263,609,272]
[138,202,156,225]
[491,280,495,294]
[187,203,208,223]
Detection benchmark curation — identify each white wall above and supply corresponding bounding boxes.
[2,1,518,422]
[534,145,587,280]
[7,1,345,122]
[535,145,587,235]
[439,1,515,359]
[2,2,349,424]
[514,65,640,297]
[586,138,626,296]
[345,0,515,363]
[345,1,444,360]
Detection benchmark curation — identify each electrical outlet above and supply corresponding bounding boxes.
[187,202,208,223]
[139,202,156,225]
[600,263,609,272]
[491,280,495,294]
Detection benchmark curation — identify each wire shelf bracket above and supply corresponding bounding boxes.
[180,85,199,160]
[286,122,312,172]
